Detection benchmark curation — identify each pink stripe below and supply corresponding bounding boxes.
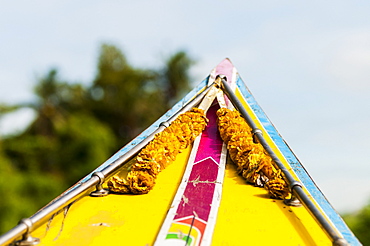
[175,158,218,221]
[174,104,223,222]
[194,105,223,163]
[156,59,234,246]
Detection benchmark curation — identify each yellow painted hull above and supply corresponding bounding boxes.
[31,146,331,245]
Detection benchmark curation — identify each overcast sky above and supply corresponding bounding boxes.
[1,1,370,213]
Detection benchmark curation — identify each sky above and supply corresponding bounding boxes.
[1,1,370,213]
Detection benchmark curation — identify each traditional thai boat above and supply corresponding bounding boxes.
[0,59,361,246]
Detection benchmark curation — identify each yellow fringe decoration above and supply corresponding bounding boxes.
[108,108,208,194]
[216,108,290,199]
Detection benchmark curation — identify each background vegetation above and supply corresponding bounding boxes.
[0,44,193,234]
[0,44,369,245]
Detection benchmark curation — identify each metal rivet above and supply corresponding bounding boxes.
[289,181,303,190]
[284,195,302,207]
[90,171,109,197]
[252,128,263,135]
[159,121,170,128]
[14,218,40,246]
[284,181,303,207]
[252,128,262,143]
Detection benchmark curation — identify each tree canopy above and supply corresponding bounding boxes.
[343,202,370,245]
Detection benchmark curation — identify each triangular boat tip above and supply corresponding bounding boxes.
[208,58,236,86]
[218,58,234,67]
[214,58,235,75]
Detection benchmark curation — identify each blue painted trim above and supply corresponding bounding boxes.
[235,76,361,245]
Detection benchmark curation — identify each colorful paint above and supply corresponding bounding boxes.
[155,104,227,246]
[8,59,359,246]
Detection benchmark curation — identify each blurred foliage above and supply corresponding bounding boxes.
[343,202,370,245]
[90,44,164,142]
[0,104,20,115]
[161,51,193,108]
[0,44,194,234]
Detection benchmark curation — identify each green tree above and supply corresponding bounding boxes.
[89,44,164,142]
[27,69,88,137]
[0,140,65,233]
[343,202,370,245]
[161,51,193,108]
[89,44,194,143]
[53,113,116,184]
[0,69,116,233]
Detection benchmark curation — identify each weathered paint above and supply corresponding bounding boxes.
[30,103,333,245]
[31,150,333,245]
[155,104,227,246]
[213,161,332,245]
[31,147,193,245]
[10,59,360,246]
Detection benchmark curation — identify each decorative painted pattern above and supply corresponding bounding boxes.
[155,104,226,246]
